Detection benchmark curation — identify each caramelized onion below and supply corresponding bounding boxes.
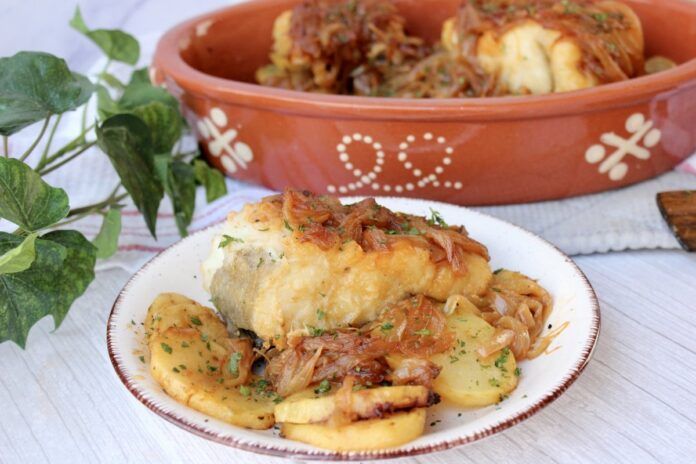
[387,357,441,388]
[369,295,455,357]
[265,295,455,396]
[266,189,489,274]
[476,270,554,360]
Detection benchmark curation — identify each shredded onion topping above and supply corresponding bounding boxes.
[266,189,489,274]
[265,295,452,396]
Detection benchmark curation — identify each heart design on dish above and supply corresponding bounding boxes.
[327,132,463,194]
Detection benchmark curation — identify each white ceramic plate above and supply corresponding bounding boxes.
[107,197,600,461]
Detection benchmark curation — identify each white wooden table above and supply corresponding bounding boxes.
[1,251,695,463]
[1,1,696,463]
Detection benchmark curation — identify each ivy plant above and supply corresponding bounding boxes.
[0,7,227,348]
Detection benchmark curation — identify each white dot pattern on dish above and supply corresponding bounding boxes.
[326,132,463,194]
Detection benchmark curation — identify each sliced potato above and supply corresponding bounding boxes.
[189,387,275,430]
[145,294,228,343]
[149,327,274,429]
[280,408,426,451]
[431,312,518,407]
[275,385,431,424]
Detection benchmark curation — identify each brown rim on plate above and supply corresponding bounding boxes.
[106,200,601,461]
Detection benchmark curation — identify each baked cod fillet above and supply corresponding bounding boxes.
[203,190,492,345]
[441,0,644,94]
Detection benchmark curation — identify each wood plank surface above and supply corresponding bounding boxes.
[1,250,694,464]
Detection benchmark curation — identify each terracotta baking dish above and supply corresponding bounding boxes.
[152,0,696,205]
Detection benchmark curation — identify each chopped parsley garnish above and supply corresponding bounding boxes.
[138,355,145,363]
[227,352,243,378]
[307,326,325,337]
[254,379,270,394]
[427,208,448,227]
[481,2,499,13]
[172,367,180,373]
[449,355,460,364]
[380,321,394,333]
[207,365,218,372]
[514,367,521,377]
[495,347,510,370]
[413,328,432,336]
[386,229,398,235]
[190,315,202,326]
[316,309,325,320]
[181,341,190,348]
[218,235,243,248]
[160,342,172,354]
[561,0,580,14]
[284,219,293,231]
[314,379,331,394]
[592,12,608,23]
[488,377,501,387]
[272,395,284,404]
[239,385,251,397]
[493,268,503,275]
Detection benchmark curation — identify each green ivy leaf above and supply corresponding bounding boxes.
[128,67,151,86]
[0,157,70,231]
[96,114,163,238]
[131,101,182,154]
[95,85,120,121]
[92,208,121,259]
[119,82,179,112]
[70,7,140,65]
[194,159,227,203]
[0,230,96,348]
[155,156,196,237]
[0,52,95,135]
[99,71,125,90]
[0,232,37,275]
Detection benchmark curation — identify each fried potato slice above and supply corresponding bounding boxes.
[431,311,518,407]
[149,327,274,429]
[275,385,431,424]
[280,408,426,451]
[145,293,228,343]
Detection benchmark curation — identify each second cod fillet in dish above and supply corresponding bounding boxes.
[441,0,645,95]
[202,189,492,344]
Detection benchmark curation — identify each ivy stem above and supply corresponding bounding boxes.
[38,140,97,176]
[68,192,127,217]
[35,122,96,171]
[39,114,63,168]
[52,189,128,229]
[19,116,51,162]
[80,58,111,138]
[2,136,8,158]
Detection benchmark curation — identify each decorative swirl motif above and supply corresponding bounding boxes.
[327,132,462,194]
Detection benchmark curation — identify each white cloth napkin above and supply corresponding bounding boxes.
[2,32,694,274]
